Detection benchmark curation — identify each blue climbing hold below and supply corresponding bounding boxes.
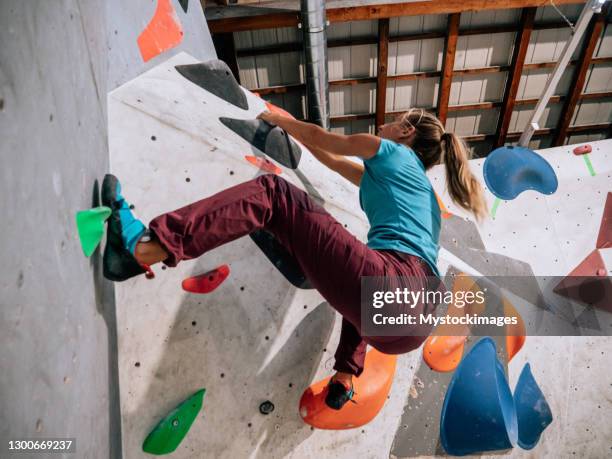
[514,363,553,450]
[483,146,558,200]
[440,337,518,456]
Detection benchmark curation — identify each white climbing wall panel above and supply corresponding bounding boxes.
[109,53,612,458]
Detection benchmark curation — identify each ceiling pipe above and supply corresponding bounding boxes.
[300,0,330,129]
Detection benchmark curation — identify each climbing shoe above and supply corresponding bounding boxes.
[102,174,152,281]
[325,379,355,410]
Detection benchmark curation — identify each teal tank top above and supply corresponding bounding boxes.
[359,139,441,276]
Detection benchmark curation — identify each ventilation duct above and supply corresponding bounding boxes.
[300,0,330,129]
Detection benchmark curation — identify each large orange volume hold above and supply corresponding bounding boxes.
[137,0,184,62]
[299,349,396,430]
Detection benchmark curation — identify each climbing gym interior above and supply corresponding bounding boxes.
[1,0,611,458]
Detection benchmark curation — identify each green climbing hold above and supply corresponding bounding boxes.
[490,197,502,219]
[142,388,206,455]
[76,206,111,257]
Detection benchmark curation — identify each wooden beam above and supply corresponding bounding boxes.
[515,95,564,106]
[553,8,607,146]
[330,77,377,86]
[437,13,460,125]
[566,122,612,134]
[376,18,390,130]
[206,1,586,33]
[580,90,612,100]
[233,20,600,59]
[494,7,536,148]
[390,71,441,81]
[329,91,612,123]
[207,11,300,34]
[253,83,304,95]
[211,33,241,84]
[325,0,584,23]
[236,42,302,57]
[462,122,611,143]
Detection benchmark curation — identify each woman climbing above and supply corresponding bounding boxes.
[102,107,487,410]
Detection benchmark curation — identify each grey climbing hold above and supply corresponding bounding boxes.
[175,60,248,110]
[250,230,312,289]
[219,117,302,169]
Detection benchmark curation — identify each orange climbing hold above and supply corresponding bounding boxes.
[137,0,184,62]
[182,265,230,294]
[423,275,525,372]
[245,155,282,175]
[435,192,453,219]
[423,274,478,372]
[504,297,526,361]
[299,349,396,430]
[423,335,467,373]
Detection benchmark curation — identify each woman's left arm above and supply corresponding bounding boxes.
[258,111,380,160]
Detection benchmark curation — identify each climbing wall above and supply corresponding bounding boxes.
[109,49,612,458]
[391,140,612,458]
[1,1,215,457]
[108,52,417,458]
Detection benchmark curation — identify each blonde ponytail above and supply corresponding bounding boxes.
[398,109,488,221]
[441,132,487,221]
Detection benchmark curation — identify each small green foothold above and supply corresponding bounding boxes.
[582,154,596,177]
[76,206,111,257]
[490,197,502,219]
[142,388,206,455]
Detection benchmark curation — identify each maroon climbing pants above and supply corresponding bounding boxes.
[149,175,435,376]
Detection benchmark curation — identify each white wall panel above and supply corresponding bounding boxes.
[388,38,444,75]
[387,78,439,111]
[584,63,612,93]
[518,68,575,99]
[573,100,612,126]
[445,108,500,136]
[510,103,563,132]
[460,9,520,29]
[390,14,446,35]
[536,4,582,23]
[455,33,514,69]
[595,23,612,57]
[450,73,507,105]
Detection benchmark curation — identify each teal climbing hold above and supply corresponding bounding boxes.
[142,388,206,455]
[484,146,558,200]
[514,363,553,450]
[440,337,518,456]
[76,206,111,257]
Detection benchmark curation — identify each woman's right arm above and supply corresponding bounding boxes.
[303,141,364,187]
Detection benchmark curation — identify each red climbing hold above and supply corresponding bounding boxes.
[137,0,184,62]
[182,265,230,294]
[554,250,612,313]
[596,192,611,249]
[245,155,282,175]
[572,144,592,156]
